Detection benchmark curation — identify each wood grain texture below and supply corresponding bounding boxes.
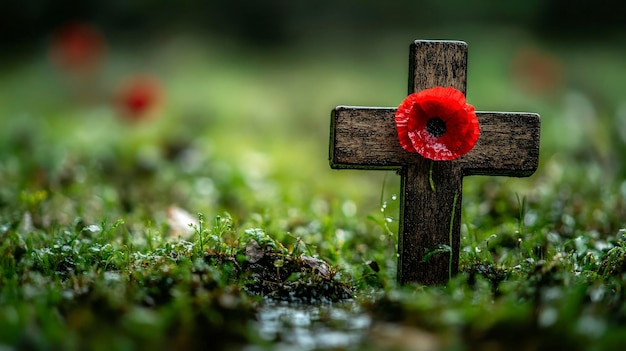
[398,162,462,285]
[330,107,540,176]
[409,40,467,94]
[328,40,541,285]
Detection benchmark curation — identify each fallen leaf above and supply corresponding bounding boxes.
[300,255,331,279]
[245,240,264,263]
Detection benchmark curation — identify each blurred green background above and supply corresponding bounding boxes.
[4,4,626,349]
[1,0,626,229]
[2,0,626,49]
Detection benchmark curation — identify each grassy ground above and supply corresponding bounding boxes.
[2,27,626,350]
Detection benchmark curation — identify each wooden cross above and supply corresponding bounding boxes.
[329,40,540,285]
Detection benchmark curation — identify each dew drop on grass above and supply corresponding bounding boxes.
[312,198,330,217]
[194,177,216,197]
[335,229,347,245]
[274,259,284,268]
[83,224,102,233]
[589,286,606,302]
[547,232,561,245]
[127,307,160,327]
[561,214,575,228]
[594,240,609,251]
[574,236,588,253]
[104,271,121,282]
[341,200,357,217]
[541,287,563,302]
[62,290,74,300]
[523,211,537,226]
[538,307,558,327]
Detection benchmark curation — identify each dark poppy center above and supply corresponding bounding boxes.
[426,117,446,137]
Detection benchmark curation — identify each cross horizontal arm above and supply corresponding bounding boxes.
[330,106,540,176]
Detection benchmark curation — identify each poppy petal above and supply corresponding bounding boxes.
[395,86,480,161]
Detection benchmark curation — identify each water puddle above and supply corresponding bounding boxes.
[249,300,371,350]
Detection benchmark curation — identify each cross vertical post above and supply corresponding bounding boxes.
[329,40,540,285]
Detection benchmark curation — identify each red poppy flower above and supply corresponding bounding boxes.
[510,46,563,96]
[395,86,480,161]
[49,22,106,72]
[115,75,163,122]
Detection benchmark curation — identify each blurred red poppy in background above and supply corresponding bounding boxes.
[510,46,564,96]
[395,86,480,161]
[115,75,164,122]
[49,22,106,73]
